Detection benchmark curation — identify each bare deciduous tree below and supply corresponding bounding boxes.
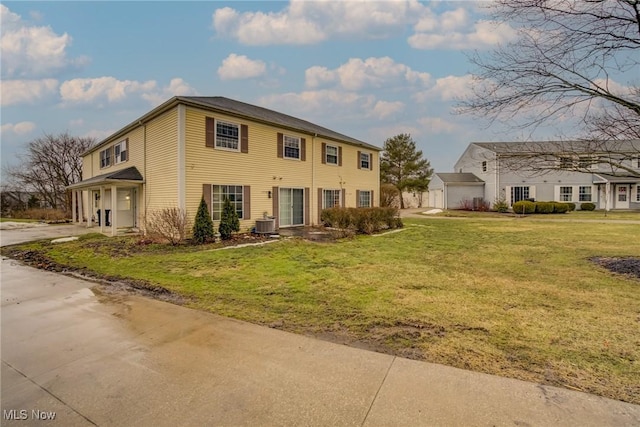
[4,133,95,212]
[459,0,640,170]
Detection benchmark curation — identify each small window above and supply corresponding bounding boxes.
[636,185,640,202]
[323,189,341,209]
[559,157,574,168]
[216,121,239,150]
[326,145,338,165]
[482,161,487,172]
[635,157,640,168]
[560,186,572,202]
[212,185,244,220]
[579,186,592,202]
[359,190,371,208]
[100,148,111,168]
[360,152,370,170]
[114,140,127,164]
[283,135,300,159]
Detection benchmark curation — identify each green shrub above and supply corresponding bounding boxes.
[552,202,569,213]
[535,202,554,214]
[192,197,215,244]
[493,198,509,213]
[566,203,576,212]
[321,207,402,234]
[219,197,240,240]
[581,202,596,211]
[512,200,536,214]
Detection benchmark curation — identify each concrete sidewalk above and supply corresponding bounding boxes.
[1,258,639,426]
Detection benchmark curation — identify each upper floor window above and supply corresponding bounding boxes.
[216,121,239,150]
[284,135,301,160]
[634,157,640,168]
[482,161,487,172]
[359,152,371,170]
[100,148,111,168]
[114,139,128,164]
[326,145,338,165]
[558,157,574,168]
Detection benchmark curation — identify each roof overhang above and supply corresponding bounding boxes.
[67,167,144,190]
[592,174,640,184]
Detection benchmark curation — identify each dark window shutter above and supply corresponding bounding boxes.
[357,151,362,169]
[300,138,306,161]
[272,186,279,229]
[318,188,323,223]
[277,133,283,158]
[241,124,248,153]
[243,186,251,219]
[321,143,327,164]
[304,187,310,226]
[371,190,375,207]
[369,153,373,170]
[206,117,215,148]
[342,189,346,207]
[338,146,342,166]
[123,138,129,161]
[203,184,212,218]
[356,190,360,207]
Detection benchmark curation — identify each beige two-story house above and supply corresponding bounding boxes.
[68,97,380,235]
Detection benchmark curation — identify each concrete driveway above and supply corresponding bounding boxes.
[2,257,639,426]
[0,223,95,246]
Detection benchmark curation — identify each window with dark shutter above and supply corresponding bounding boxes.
[205,117,215,148]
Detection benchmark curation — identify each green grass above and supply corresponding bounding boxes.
[4,218,639,403]
[0,217,41,223]
[430,209,640,221]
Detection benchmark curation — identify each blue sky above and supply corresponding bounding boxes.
[0,1,582,178]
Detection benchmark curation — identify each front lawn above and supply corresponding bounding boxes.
[3,218,639,404]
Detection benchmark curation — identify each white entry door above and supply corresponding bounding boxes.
[279,188,304,227]
[616,185,629,209]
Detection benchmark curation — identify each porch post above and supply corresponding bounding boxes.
[111,185,117,236]
[78,191,84,224]
[605,182,610,211]
[87,191,93,227]
[72,191,77,223]
[100,186,105,233]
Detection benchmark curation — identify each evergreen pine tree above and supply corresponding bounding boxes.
[192,197,214,244]
[219,197,240,240]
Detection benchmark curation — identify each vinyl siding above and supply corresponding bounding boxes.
[145,108,178,212]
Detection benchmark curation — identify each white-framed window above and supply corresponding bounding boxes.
[559,186,572,201]
[114,140,128,164]
[360,152,371,169]
[558,157,574,168]
[216,121,239,150]
[326,145,338,165]
[482,161,487,172]
[323,189,341,209]
[636,185,640,202]
[358,190,371,208]
[212,185,244,220]
[511,186,530,204]
[100,148,111,168]
[634,157,640,168]
[579,186,592,202]
[283,135,300,159]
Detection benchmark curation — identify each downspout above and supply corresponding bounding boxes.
[141,120,147,231]
[312,133,316,225]
[495,153,500,204]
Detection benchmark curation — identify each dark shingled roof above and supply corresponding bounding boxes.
[180,96,379,150]
[472,140,640,154]
[67,166,143,189]
[435,173,484,183]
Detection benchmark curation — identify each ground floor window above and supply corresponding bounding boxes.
[511,186,529,204]
[358,190,372,208]
[212,185,243,220]
[323,189,341,209]
[637,185,640,202]
[559,186,573,202]
[579,186,592,202]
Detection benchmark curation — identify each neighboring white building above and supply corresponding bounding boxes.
[429,140,640,210]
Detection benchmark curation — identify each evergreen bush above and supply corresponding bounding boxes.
[192,197,214,244]
[219,197,240,240]
[512,200,536,214]
[535,202,554,214]
[581,202,596,211]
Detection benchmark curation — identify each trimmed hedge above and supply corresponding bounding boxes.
[513,201,570,215]
[566,203,576,212]
[512,200,536,214]
[552,202,569,213]
[581,202,596,211]
[535,202,554,214]
[321,207,402,234]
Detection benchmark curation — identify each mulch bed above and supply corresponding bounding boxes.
[590,257,640,279]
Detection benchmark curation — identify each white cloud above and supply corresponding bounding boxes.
[60,77,157,104]
[1,79,59,106]
[259,90,376,119]
[141,78,199,105]
[413,75,474,103]
[1,121,36,136]
[82,128,115,142]
[409,18,517,50]
[373,101,405,119]
[217,54,267,80]
[418,117,457,134]
[305,57,430,91]
[213,0,427,45]
[0,5,88,78]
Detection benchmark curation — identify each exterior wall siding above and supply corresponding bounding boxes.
[144,108,179,215]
